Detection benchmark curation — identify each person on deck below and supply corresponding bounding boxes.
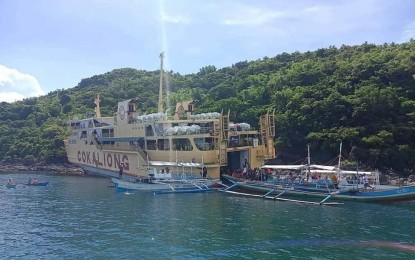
[118,163,124,179]
[332,174,339,189]
[363,174,371,189]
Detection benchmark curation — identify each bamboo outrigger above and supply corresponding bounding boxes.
[221,182,344,206]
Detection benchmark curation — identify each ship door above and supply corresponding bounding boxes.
[227,150,249,171]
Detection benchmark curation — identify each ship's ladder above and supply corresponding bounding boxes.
[219,143,227,166]
[260,115,267,147]
[268,111,275,137]
[259,110,276,159]
[90,133,101,150]
[221,112,229,141]
[218,111,230,166]
[135,145,148,163]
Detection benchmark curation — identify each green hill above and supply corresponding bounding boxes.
[0,41,414,175]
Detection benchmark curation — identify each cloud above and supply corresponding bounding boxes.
[222,5,287,26]
[0,65,45,103]
[183,47,202,56]
[161,13,189,24]
[402,21,415,42]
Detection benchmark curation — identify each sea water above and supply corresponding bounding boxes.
[1,172,415,259]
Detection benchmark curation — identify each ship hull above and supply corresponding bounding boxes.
[111,177,220,192]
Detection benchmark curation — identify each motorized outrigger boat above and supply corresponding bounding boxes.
[111,167,222,194]
[223,145,415,204]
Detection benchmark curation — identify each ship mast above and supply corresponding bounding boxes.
[94,93,101,118]
[158,52,164,113]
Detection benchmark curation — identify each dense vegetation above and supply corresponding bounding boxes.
[0,41,414,174]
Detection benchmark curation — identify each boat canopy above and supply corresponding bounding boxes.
[261,165,307,170]
[149,161,177,167]
[149,161,204,167]
[261,164,336,170]
[340,170,372,175]
[309,169,373,175]
[261,164,373,175]
[309,164,336,171]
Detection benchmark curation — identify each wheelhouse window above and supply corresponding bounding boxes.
[102,128,114,137]
[157,139,170,151]
[172,138,193,151]
[70,122,80,129]
[194,137,215,151]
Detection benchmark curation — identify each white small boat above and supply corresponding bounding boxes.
[111,168,221,193]
[111,177,220,193]
[111,178,219,192]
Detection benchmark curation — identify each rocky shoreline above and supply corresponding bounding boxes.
[0,162,84,175]
[1,163,414,185]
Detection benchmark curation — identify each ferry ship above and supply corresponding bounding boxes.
[64,53,276,179]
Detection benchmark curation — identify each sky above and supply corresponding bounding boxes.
[0,0,414,103]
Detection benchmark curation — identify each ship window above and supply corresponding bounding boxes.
[172,138,193,151]
[145,125,154,136]
[102,128,114,137]
[146,140,157,150]
[128,103,135,113]
[70,122,81,129]
[229,136,239,147]
[102,129,109,137]
[194,137,215,151]
[157,139,170,151]
[81,131,87,138]
[154,123,165,136]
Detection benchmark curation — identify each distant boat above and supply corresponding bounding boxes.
[6,178,16,189]
[6,183,16,189]
[25,182,49,187]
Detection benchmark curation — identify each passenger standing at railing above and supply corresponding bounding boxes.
[118,163,124,179]
[332,174,339,189]
[363,174,371,189]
